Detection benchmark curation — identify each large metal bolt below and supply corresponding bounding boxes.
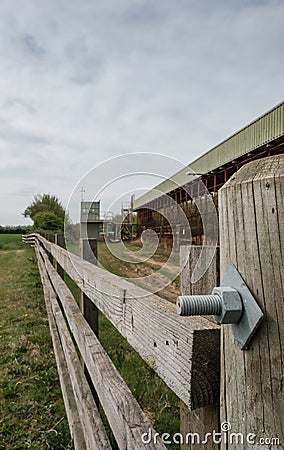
[176,286,243,324]
[176,294,221,316]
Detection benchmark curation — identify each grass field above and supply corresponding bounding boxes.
[0,235,72,449]
[0,235,180,449]
[0,234,23,251]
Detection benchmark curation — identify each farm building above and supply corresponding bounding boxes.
[133,101,284,246]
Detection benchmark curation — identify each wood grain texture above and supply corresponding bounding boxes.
[219,155,284,449]
[180,245,220,323]
[180,404,219,449]
[36,234,220,409]
[37,250,112,450]
[38,244,167,450]
[180,246,220,450]
[35,246,87,450]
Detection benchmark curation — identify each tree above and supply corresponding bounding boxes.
[23,194,65,221]
[23,194,65,232]
[33,211,64,231]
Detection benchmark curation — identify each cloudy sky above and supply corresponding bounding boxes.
[0,0,283,225]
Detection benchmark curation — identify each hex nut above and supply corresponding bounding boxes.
[212,286,243,324]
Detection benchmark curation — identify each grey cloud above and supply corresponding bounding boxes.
[64,36,105,85]
[22,33,45,57]
[4,97,38,115]
[0,0,283,224]
[123,2,168,24]
[0,118,51,147]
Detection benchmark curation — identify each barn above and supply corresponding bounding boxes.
[133,101,284,246]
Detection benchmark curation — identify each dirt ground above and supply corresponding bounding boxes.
[0,249,24,255]
[99,241,180,303]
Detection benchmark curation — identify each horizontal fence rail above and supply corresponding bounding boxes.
[36,246,106,450]
[23,233,220,449]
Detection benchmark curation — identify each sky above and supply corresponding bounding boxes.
[0,0,283,225]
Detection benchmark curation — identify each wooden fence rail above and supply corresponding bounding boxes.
[22,154,284,449]
[23,233,219,449]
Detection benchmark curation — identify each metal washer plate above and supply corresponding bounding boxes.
[221,264,264,350]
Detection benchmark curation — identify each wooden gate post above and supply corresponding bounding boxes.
[180,245,220,450]
[219,155,284,448]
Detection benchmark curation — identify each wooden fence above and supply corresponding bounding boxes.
[22,232,220,449]
[22,154,284,449]
[179,155,284,450]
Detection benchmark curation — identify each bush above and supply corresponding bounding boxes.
[33,211,64,231]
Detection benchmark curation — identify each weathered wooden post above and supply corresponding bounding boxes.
[80,238,98,334]
[55,233,65,279]
[80,200,101,335]
[46,233,55,264]
[80,237,99,405]
[219,155,284,448]
[180,245,220,450]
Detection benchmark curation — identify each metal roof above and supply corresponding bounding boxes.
[133,101,284,210]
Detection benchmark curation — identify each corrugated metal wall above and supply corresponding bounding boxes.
[134,101,284,210]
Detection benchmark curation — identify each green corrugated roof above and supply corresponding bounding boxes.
[133,101,284,209]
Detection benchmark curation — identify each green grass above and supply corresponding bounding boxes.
[97,241,175,276]
[0,239,72,449]
[0,236,180,449]
[0,234,23,251]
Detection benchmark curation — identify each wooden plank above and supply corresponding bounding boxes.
[219,155,284,449]
[22,236,35,241]
[180,405,219,449]
[22,234,36,247]
[36,247,112,450]
[38,245,167,450]
[180,246,220,450]
[35,246,87,450]
[36,234,220,409]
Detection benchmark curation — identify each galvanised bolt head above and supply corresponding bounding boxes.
[212,286,243,324]
[176,264,263,350]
